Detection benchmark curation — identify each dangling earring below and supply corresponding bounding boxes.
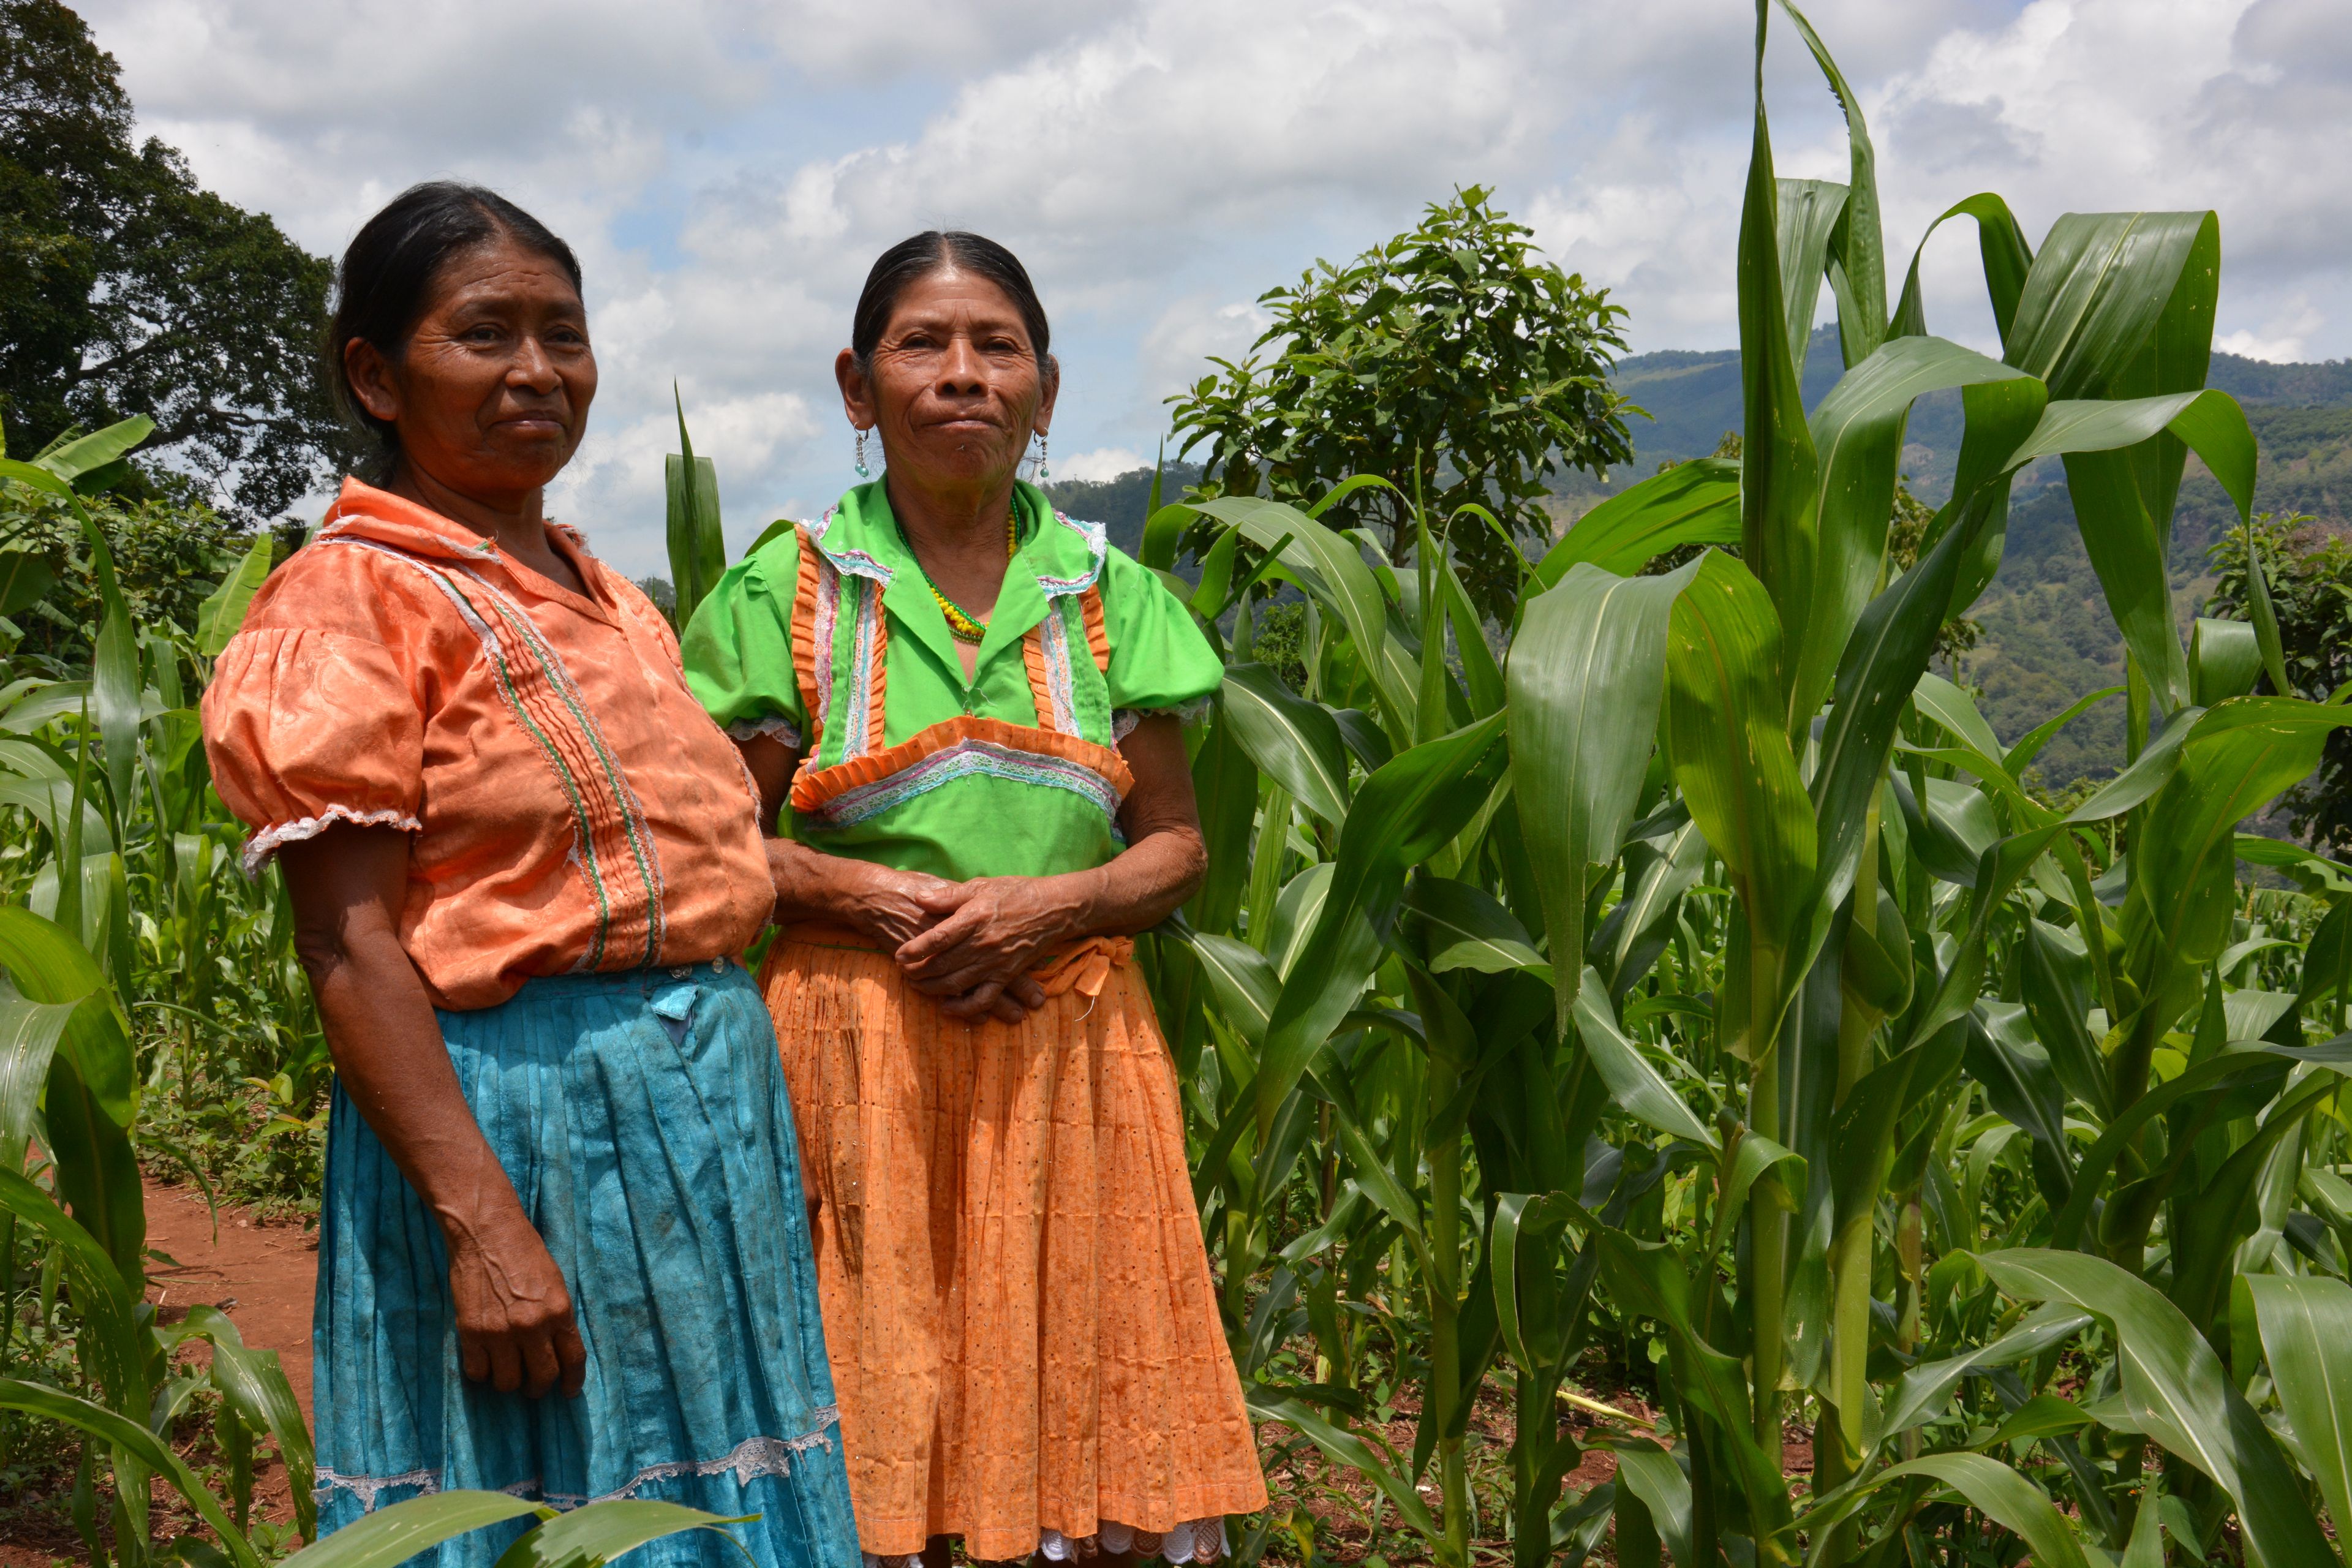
[854,428,870,480]
[1033,431,1050,482]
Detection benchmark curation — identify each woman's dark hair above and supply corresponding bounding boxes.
[851,231,1051,373]
[325,181,583,477]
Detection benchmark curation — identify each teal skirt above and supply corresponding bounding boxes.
[311,963,861,1568]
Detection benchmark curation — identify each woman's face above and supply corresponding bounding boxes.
[839,266,1054,497]
[346,233,597,506]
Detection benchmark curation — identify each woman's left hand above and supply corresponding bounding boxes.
[894,874,1090,1021]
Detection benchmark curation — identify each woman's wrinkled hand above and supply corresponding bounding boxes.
[813,859,972,951]
[894,875,1090,1022]
[442,1201,586,1398]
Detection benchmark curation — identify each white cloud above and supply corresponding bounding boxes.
[69,0,2352,573]
[1052,447,1148,484]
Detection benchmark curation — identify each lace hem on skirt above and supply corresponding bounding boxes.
[862,1516,1229,1568]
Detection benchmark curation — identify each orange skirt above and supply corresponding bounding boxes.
[760,929,1267,1563]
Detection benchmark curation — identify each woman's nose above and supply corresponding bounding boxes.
[510,336,562,392]
[935,336,985,393]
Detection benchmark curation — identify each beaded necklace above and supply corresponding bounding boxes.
[902,510,1020,644]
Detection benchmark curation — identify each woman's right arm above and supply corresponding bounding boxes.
[277,824,586,1400]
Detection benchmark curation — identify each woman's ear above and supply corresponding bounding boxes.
[344,337,401,424]
[835,347,877,431]
[1035,353,1061,436]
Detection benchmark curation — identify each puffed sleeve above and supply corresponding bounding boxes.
[681,529,807,752]
[202,627,425,878]
[1100,546,1224,736]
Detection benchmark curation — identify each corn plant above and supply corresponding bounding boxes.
[1143,4,2352,1563]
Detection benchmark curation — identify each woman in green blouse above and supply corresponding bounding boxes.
[683,232,1266,1568]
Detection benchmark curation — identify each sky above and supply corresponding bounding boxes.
[72,0,2352,576]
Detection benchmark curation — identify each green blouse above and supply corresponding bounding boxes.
[682,480,1223,882]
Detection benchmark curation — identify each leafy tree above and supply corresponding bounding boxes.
[1166,186,1635,616]
[2207,511,2352,851]
[1,0,348,518]
[0,478,251,672]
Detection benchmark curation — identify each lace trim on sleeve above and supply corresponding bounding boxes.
[1112,699,1213,742]
[243,807,421,880]
[727,714,803,750]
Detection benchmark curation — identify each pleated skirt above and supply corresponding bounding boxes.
[311,963,862,1568]
[760,933,1267,1565]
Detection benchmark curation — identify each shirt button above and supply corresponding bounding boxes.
[669,967,692,979]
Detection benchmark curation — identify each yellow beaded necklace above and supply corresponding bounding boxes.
[907,511,1019,644]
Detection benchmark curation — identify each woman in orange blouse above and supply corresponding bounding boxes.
[200,182,858,1568]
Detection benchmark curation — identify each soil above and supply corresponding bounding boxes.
[0,1179,318,1566]
[141,1176,320,1428]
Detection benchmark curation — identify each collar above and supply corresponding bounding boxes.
[314,477,608,616]
[812,480,1106,679]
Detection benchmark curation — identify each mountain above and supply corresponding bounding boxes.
[1600,330,2352,782]
[1048,333,2352,785]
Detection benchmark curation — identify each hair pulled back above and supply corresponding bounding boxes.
[851,231,1051,374]
[325,181,583,478]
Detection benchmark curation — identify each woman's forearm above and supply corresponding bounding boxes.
[303,916,527,1248]
[282,833,525,1246]
[1041,821,1206,940]
[766,835,900,925]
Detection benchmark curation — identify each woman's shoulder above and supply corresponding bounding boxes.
[237,530,449,646]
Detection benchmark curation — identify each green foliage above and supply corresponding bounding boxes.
[1,0,350,518]
[1143,7,2352,1567]
[0,478,256,671]
[2207,510,2352,852]
[1166,186,1636,617]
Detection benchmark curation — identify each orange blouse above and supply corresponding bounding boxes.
[202,479,775,1011]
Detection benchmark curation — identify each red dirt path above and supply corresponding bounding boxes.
[0,1180,317,1565]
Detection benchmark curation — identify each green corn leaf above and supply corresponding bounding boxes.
[2133,699,2352,978]
[2005,685,2125,777]
[1245,1392,1441,1543]
[1785,337,2029,729]
[32,417,156,485]
[1891,194,2034,342]
[1776,0,1887,360]
[2242,1273,2352,1546]
[0,1169,147,1417]
[1664,551,1814,1054]
[1220,663,1351,829]
[2047,1039,2352,1251]
[1871,1454,2092,1568]
[665,390,727,633]
[1977,1247,2337,1568]
[0,1378,259,1568]
[0,978,80,1172]
[1869,1304,2095,1448]
[173,1303,317,1537]
[1603,1438,1695,1568]
[491,1498,749,1568]
[279,1491,545,1568]
[1776,178,1849,377]
[1533,461,1740,586]
[1507,558,1697,1026]
[1185,496,1419,739]
[1736,0,1821,632]
[1912,671,2006,764]
[2021,919,2111,1118]
[1595,1228,1789,1537]
[1164,926,1280,1047]
[1572,970,1714,1149]
[0,907,130,1125]
[196,533,277,658]
[2005,213,2215,399]
[1403,876,1544,977]
[0,548,55,618]
[1253,712,1508,1134]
